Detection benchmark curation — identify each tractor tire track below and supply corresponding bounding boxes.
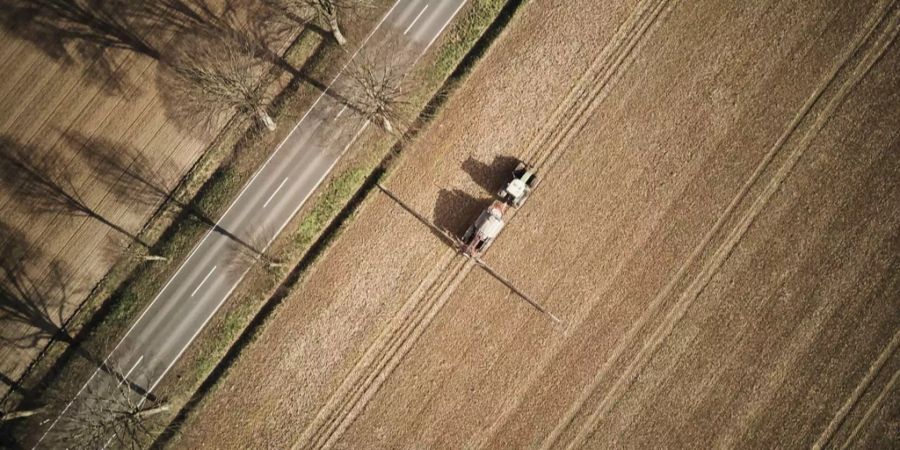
[520,0,668,164]
[554,3,899,448]
[839,365,900,450]
[819,327,900,450]
[469,1,677,445]
[295,250,458,449]
[526,0,676,172]
[295,253,474,450]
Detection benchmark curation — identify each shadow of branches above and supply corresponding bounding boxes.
[0,246,75,350]
[0,135,149,248]
[0,219,111,400]
[0,0,329,103]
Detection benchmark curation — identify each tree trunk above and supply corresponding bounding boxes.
[142,255,168,262]
[328,14,347,46]
[257,109,276,131]
[380,115,394,134]
[135,404,170,420]
[1,407,44,422]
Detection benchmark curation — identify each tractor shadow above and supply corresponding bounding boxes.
[433,189,491,239]
[461,155,520,196]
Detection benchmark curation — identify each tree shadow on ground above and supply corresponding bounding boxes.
[0,0,319,96]
[0,0,164,94]
[0,135,150,249]
[63,131,259,259]
[432,189,490,239]
[461,155,520,196]
[66,131,178,211]
[0,219,110,402]
[221,223,286,279]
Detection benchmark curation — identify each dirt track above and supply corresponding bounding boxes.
[176,0,900,448]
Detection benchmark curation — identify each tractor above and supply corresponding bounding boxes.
[498,161,538,207]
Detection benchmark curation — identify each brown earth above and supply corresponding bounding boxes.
[0,4,272,400]
[174,0,900,448]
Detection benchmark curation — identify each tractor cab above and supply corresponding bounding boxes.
[498,162,538,207]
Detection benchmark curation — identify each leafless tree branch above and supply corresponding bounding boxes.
[161,31,277,133]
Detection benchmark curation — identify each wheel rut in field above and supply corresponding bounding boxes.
[546,2,900,448]
[469,0,678,445]
[817,327,900,449]
[523,0,677,173]
[294,251,475,450]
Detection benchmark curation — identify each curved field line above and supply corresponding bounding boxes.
[819,328,900,450]
[0,23,180,304]
[0,22,176,235]
[0,51,140,216]
[559,4,899,448]
[529,0,675,171]
[0,54,172,337]
[0,95,172,369]
[0,17,175,228]
[294,251,472,449]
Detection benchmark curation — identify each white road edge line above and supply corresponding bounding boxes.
[424,1,468,58]
[150,121,372,397]
[335,104,349,119]
[151,120,372,397]
[404,4,429,35]
[263,177,290,208]
[146,0,466,402]
[190,266,217,298]
[84,0,405,369]
[34,0,464,445]
[116,355,144,388]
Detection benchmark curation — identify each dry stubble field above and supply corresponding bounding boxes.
[0,12,217,398]
[176,0,900,448]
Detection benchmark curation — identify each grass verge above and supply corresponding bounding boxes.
[2,0,526,446]
[153,0,529,446]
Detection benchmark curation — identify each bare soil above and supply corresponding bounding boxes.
[174,0,900,448]
[0,14,210,399]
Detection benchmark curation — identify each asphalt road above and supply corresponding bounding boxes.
[34,0,468,446]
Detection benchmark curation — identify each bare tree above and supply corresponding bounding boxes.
[161,31,277,132]
[343,55,412,135]
[264,0,370,45]
[46,368,170,450]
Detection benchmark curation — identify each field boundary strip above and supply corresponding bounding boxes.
[144,1,531,447]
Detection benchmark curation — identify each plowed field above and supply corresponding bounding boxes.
[0,12,209,399]
[176,0,900,448]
